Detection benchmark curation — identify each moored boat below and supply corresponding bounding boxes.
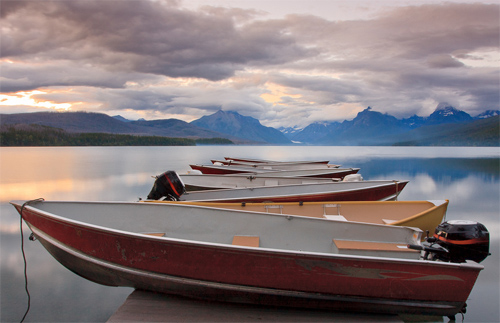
[212,159,341,169]
[224,157,331,164]
[189,164,359,178]
[12,199,489,317]
[180,173,342,191]
[147,171,408,203]
[166,199,449,237]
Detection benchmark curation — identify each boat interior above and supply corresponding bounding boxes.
[23,201,422,260]
[171,200,447,226]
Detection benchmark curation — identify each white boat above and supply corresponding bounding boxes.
[180,174,340,191]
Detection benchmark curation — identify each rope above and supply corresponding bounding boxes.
[19,198,44,323]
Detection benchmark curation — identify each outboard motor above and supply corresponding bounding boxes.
[432,220,490,263]
[147,171,186,201]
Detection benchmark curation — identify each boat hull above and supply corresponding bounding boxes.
[32,226,466,315]
[189,164,359,178]
[15,202,481,317]
[181,181,409,203]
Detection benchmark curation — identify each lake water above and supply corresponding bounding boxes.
[1,146,499,322]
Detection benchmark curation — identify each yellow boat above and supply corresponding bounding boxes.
[161,200,449,239]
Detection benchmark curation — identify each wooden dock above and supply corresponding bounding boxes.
[108,290,404,322]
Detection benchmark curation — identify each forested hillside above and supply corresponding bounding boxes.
[0,124,233,146]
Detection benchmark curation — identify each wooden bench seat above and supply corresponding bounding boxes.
[232,236,260,247]
[333,239,418,253]
[143,232,165,237]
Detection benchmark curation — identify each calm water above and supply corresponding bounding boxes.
[1,146,499,322]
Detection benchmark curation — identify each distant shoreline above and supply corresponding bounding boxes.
[1,122,498,147]
[0,124,234,147]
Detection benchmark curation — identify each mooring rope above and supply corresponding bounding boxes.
[393,180,399,201]
[19,198,44,323]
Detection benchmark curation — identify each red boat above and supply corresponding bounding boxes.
[148,171,408,202]
[12,200,489,318]
[189,164,359,178]
[224,157,330,164]
[212,159,341,169]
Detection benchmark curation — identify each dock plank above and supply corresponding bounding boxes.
[108,290,404,322]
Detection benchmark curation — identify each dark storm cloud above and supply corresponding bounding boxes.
[1,0,311,87]
[426,55,465,68]
[0,61,139,92]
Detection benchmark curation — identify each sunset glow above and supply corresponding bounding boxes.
[0,90,73,111]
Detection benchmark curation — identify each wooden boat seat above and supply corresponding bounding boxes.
[232,236,260,247]
[333,239,418,253]
[143,233,166,237]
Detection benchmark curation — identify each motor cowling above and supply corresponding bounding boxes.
[147,171,186,201]
[433,220,490,263]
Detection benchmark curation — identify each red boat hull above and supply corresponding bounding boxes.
[182,181,409,203]
[190,164,359,178]
[224,157,330,164]
[14,202,482,316]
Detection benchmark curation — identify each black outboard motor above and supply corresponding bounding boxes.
[432,220,490,263]
[147,171,186,201]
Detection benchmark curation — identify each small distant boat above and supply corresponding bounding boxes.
[223,157,331,164]
[12,199,489,317]
[212,159,341,169]
[180,174,341,191]
[169,200,449,237]
[189,164,360,178]
[148,171,408,203]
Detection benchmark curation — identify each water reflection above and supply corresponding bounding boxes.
[1,147,498,322]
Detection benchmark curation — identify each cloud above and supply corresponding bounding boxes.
[1,1,498,126]
[1,0,312,82]
[426,55,465,68]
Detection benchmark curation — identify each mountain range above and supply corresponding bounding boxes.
[0,111,252,144]
[286,103,499,145]
[1,103,498,146]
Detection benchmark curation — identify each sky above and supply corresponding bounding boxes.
[1,0,499,128]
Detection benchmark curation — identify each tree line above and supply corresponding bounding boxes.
[0,124,233,146]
